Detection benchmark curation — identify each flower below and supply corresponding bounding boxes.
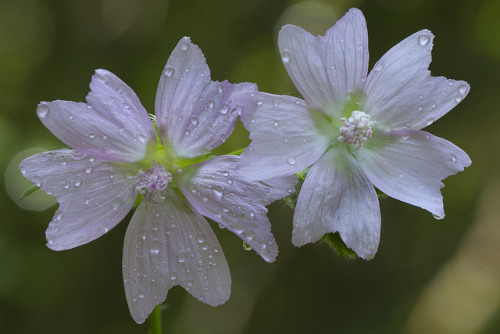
[20,37,296,323]
[232,8,471,260]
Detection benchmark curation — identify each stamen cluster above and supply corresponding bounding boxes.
[338,110,375,150]
[134,162,172,200]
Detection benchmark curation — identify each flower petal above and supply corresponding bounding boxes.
[179,155,297,263]
[19,150,136,250]
[122,190,230,324]
[293,148,380,260]
[36,70,156,162]
[358,130,471,218]
[155,37,256,158]
[364,30,470,130]
[233,92,332,180]
[278,8,369,113]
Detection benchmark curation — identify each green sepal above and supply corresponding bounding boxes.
[283,168,310,209]
[320,232,357,260]
[19,185,40,201]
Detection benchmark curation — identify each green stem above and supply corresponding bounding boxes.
[226,147,245,156]
[148,304,162,334]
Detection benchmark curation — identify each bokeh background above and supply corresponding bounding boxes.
[1,0,498,333]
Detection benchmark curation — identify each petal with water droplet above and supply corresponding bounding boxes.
[232,92,331,180]
[357,130,471,219]
[294,148,380,260]
[122,190,230,324]
[179,155,297,262]
[155,37,256,157]
[364,30,470,130]
[19,150,137,250]
[278,8,369,113]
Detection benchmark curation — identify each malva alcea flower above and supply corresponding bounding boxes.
[20,37,295,323]
[233,8,471,260]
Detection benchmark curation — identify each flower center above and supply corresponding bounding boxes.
[338,110,375,150]
[134,162,179,201]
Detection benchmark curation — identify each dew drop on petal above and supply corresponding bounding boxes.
[426,118,435,126]
[287,156,297,165]
[191,116,198,125]
[73,176,82,187]
[219,104,229,115]
[455,96,462,103]
[181,40,189,51]
[84,197,90,205]
[374,62,384,72]
[201,242,208,251]
[281,49,290,63]
[32,176,42,187]
[433,213,444,220]
[89,133,96,139]
[37,104,50,118]
[163,66,174,77]
[451,154,457,163]
[458,85,468,95]
[123,103,130,109]
[150,240,161,255]
[418,34,430,46]
[139,229,147,241]
[178,252,186,263]
[212,186,223,198]
[273,120,279,127]
[233,222,245,233]
[208,100,215,108]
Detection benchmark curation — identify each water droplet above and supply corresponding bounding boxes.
[136,134,147,144]
[185,129,191,136]
[374,62,384,72]
[89,158,95,163]
[139,229,147,240]
[287,156,297,165]
[221,171,229,177]
[150,240,161,255]
[73,176,82,187]
[226,178,233,185]
[451,154,457,163]
[250,118,256,123]
[84,197,90,205]
[330,65,336,70]
[458,85,468,95]
[123,103,130,109]
[112,201,120,211]
[219,104,229,115]
[185,67,190,73]
[163,66,174,77]
[178,252,186,263]
[455,96,462,103]
[281,49,290,63]
[89,133,96,139]
[217,84,223,93]
[170,272,177,280]
[222,206,230,213]
[63,180,71,189]
[418,34,430,46]
[273,120,279,127]
[191,116,198,125]
[37,104,50,118]
[233,222,245,233]
[32,176,42,187]
[85,166,93,174]
[68,115,74,120]
[426,118,435,126]
[181,39,189,51]
[242,241,252,251]
[418,106,423,111]
[208,100,215,108]
[86,105,93,110]
[201,242,208,251]
[212,186,223,197]
[256,100,263,106]
[102,134,108,140]
[433,213,444,220]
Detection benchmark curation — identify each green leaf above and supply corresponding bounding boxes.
[320,232,357,260]
[19,185,40,202]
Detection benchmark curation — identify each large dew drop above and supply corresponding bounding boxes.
[37,104,50,118]
[418,34,430,46]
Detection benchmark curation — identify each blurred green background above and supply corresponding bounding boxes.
[1,0,498,333]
